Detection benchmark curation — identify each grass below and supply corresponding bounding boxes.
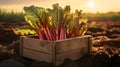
[83,12,120,21]
[0,9,120,22]
[0,9,25,22]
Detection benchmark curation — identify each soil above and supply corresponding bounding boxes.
[0,20,120,67]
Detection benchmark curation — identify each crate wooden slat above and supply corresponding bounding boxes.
[20,35,92,65]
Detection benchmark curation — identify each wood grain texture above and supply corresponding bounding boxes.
[20,35,92,65]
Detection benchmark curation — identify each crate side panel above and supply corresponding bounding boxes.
[20,37,23,56]
[56,47,88,65]
[55,37,89,53]
[23,48,53,62]
[22,37,53,54]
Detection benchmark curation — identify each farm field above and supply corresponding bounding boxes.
[1,0,120,66]
[0,20,120,67]
[0,0,120,66]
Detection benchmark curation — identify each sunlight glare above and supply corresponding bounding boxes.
[87,0,95,8]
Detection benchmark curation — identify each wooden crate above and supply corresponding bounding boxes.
[20,35,92,65]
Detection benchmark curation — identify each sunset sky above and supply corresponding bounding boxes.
[0,0,120,13]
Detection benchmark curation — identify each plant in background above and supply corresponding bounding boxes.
[14,3,88,41]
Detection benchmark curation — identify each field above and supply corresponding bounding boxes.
[86,20,120,56]
[0,11,120,67]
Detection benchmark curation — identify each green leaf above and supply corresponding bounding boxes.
[17,3,89,40]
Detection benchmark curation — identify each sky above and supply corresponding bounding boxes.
[0,0,120,13]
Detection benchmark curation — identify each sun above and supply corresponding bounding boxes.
[87,0,95,8]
